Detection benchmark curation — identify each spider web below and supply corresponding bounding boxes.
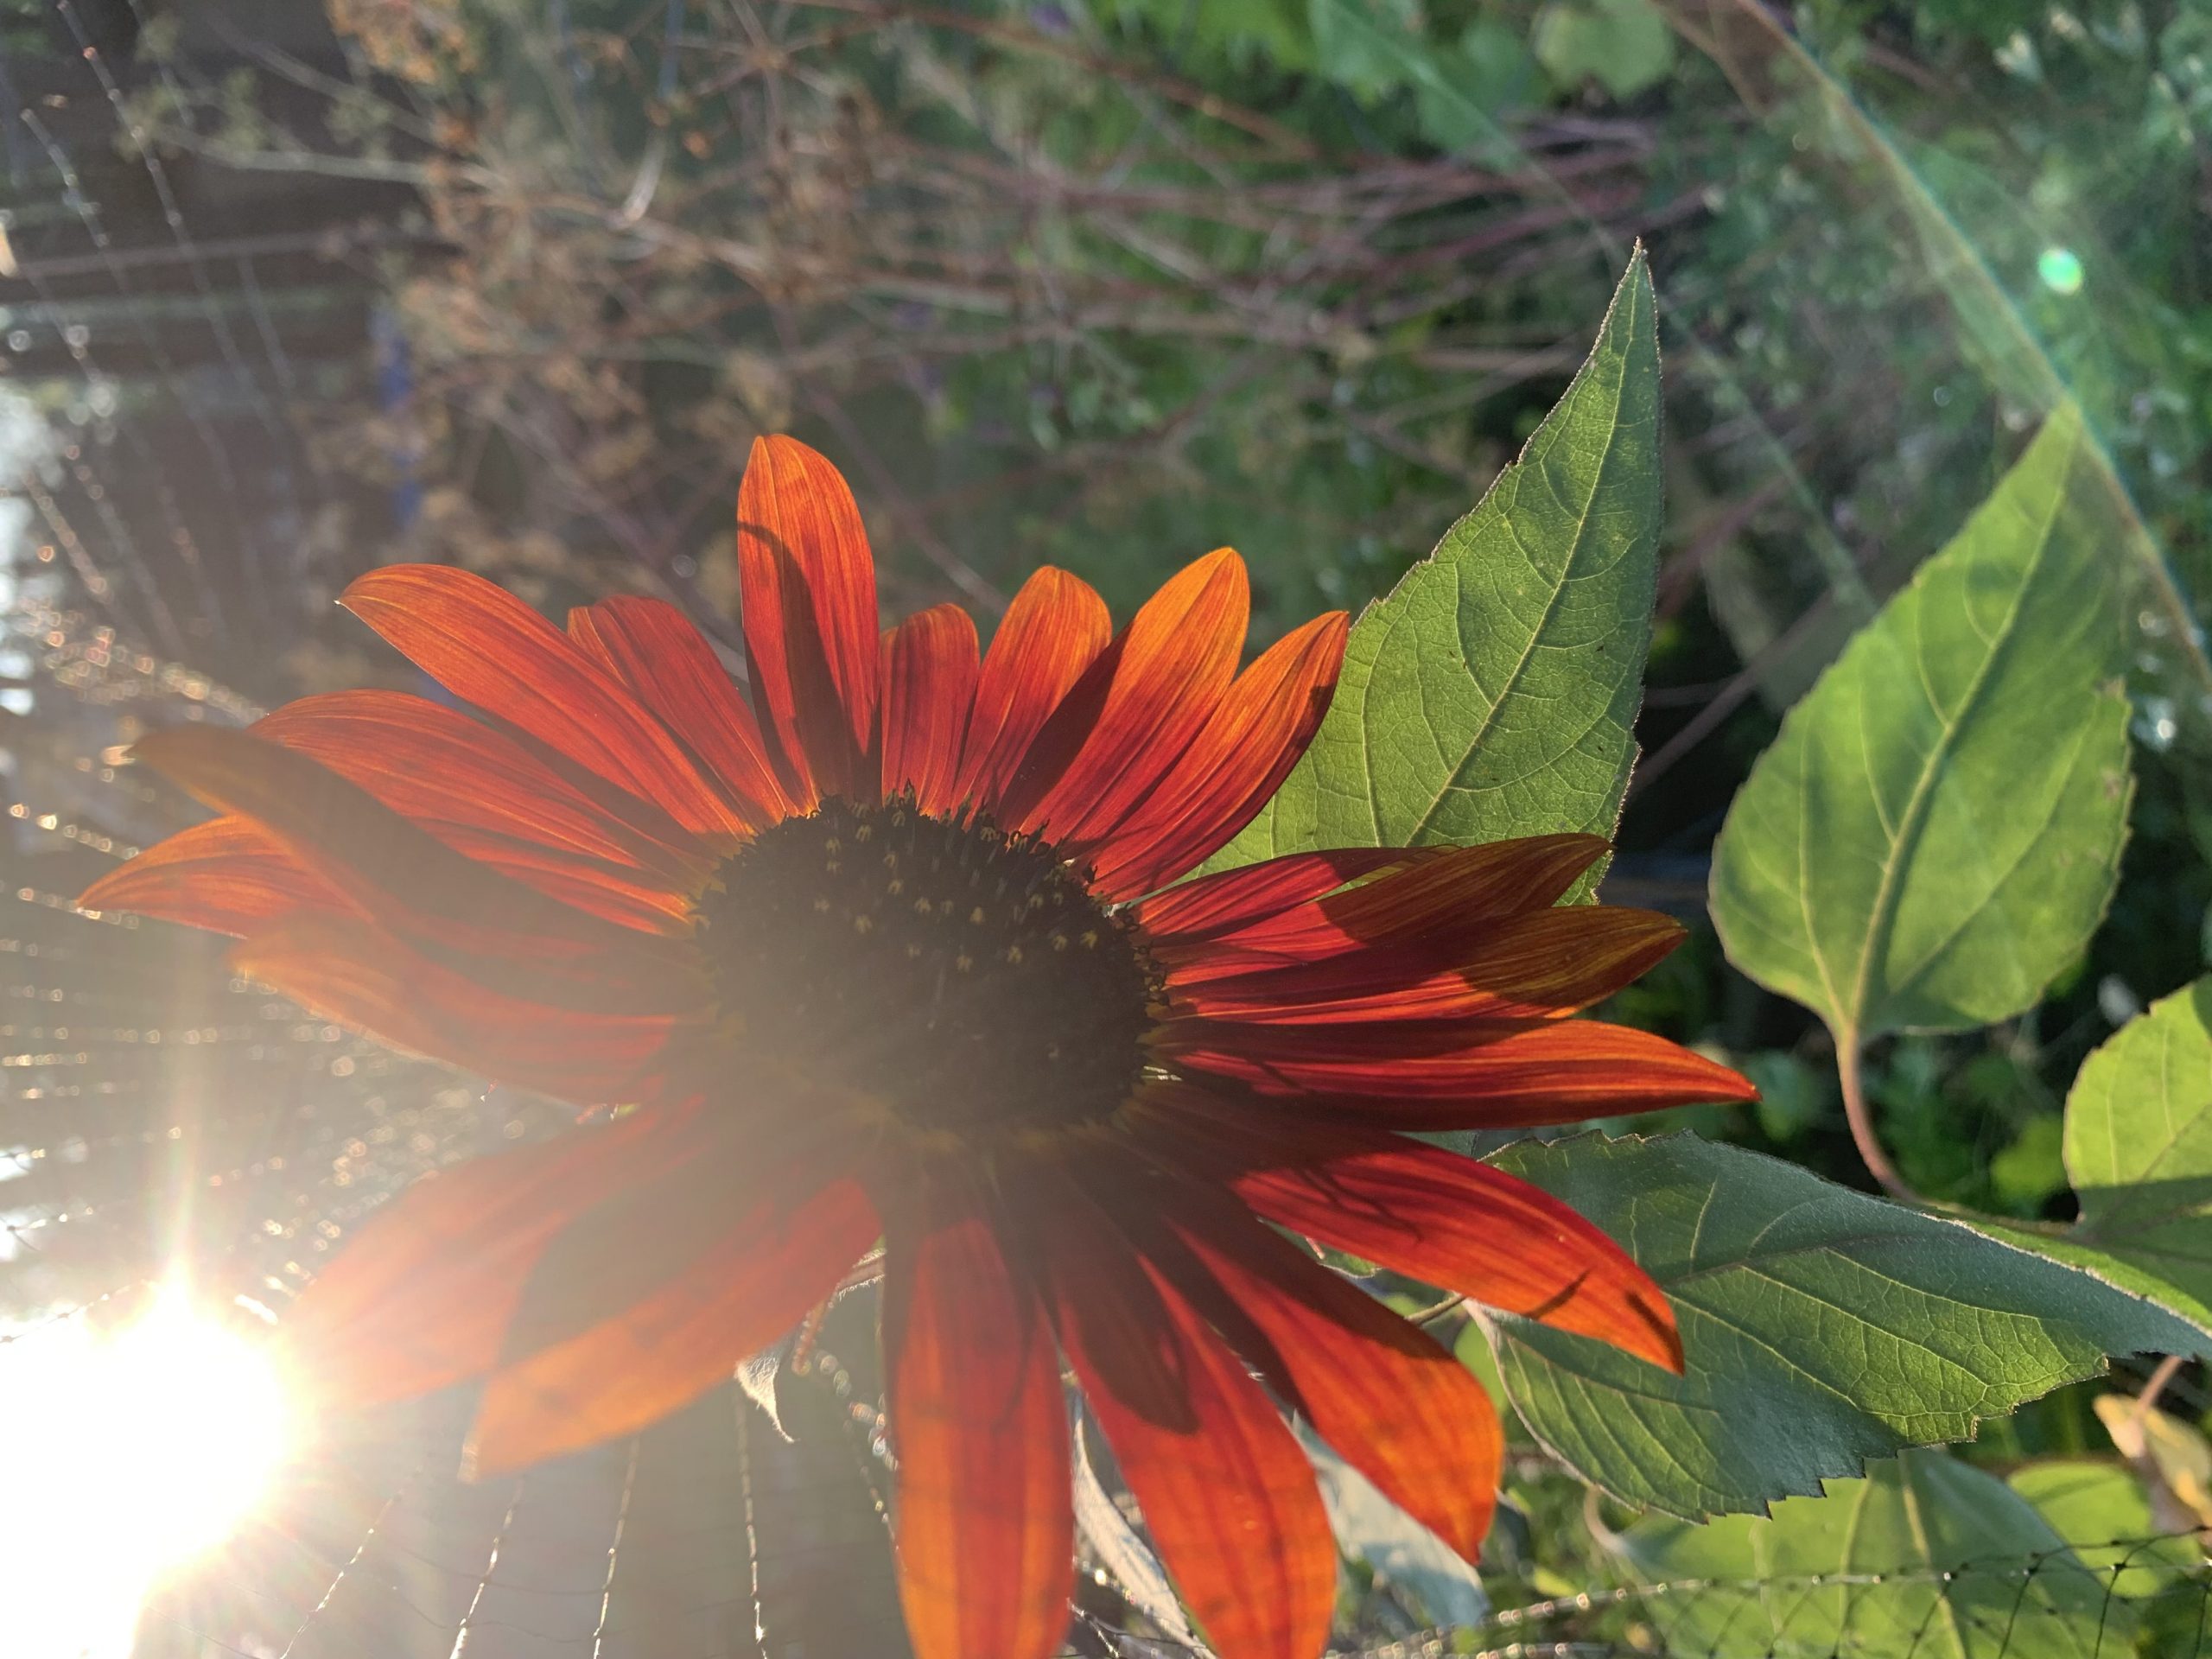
[0,4,2206,1657]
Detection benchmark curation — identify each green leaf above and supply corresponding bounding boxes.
[1414,22,1540,160]
[2063,978,2212,1311]
[1709,404,2133,1045]
[1306,0,1426,102]
[1530,0,1676,100]
[1972,1222,2212,1353]
[1963,979,2212,1348]
[2008,1459,2200,1599]
[1211,248,1660,874]
[1619,1451,2133,1658]
[1481,1134,2202,1518]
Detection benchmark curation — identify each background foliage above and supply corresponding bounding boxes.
[3,0,2212,1654]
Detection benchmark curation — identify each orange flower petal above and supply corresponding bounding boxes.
[1155,834,1611,983]
[1000,549,1249,843]
[131,725,699,1010]
[954,566,1111,815]
[1166,1017,1758,1125]
[1128,1089,1683,1373]
[1122,1159,1503,1564]
[880,605,981,816]
[257,691,707,932]
[232,912,681,1102]
[79,816,336,936]
[1173,905,1687,1025]
[341,564,747,836]
[1090,611,1349,900]
[467,1172,876,1476]
[568,594,797,830]
[257,690,706,873]
[737,435,880,804]
[282,1103,707,1408]
[884,1173,1071,1659]
[1033,1166,1335,1659]
[1130,848,1446,944]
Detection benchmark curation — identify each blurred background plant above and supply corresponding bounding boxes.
[3,0,2212,1654]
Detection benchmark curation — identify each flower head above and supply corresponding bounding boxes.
[86,436,1754,1659]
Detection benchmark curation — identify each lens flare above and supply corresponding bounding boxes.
[2037,246,2084,295]
[0,1286,293,1659]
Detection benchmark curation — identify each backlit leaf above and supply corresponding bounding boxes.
[2008,1459,2196,1599]
[2064,977,2212,1310]
[1708,404,2133,1045]
[1211,249,1660,874]
[1966,981,2212,1346]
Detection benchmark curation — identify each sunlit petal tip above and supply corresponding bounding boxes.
[1089,606,1359,898]
[1007,543,1251,842]
[1130,1092,1688,1375]
[337,565,749,836]
[737,432,880,801]
[955,565,1113,812]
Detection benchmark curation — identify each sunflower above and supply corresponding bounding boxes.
[86,436,1754,1659]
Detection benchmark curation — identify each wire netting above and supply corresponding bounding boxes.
[3,2,2209,1655]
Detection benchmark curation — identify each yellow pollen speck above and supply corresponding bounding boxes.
[906,944,923,958]
[813,897,832,912]
[855,824,873,842]
[887,879,906,896]
[1081,930,1100,949]
[1005,944,1024,964]
[823,837,842,855]
[956,953,974,972]
[854,915,874,934]
[969,906,987,925]
[914,897,934,915]
[825,860,841,874]
[1051,932,1069,950]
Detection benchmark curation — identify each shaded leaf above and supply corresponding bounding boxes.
[1971,1222,2212,1352]
[1211,250,1661,878]
[1482,1134,2202,1518]
[1620,1451,2132,1658]
[1709,404,2133,1044]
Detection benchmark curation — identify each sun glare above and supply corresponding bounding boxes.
[0,1287,293,1659]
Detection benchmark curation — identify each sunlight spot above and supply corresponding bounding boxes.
[2037,246,2084,296]
[0,1286,293,1658]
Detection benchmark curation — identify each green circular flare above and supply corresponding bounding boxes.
[2037,247,2084,296]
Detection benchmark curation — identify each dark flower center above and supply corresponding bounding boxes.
[696,798,1158,1136]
